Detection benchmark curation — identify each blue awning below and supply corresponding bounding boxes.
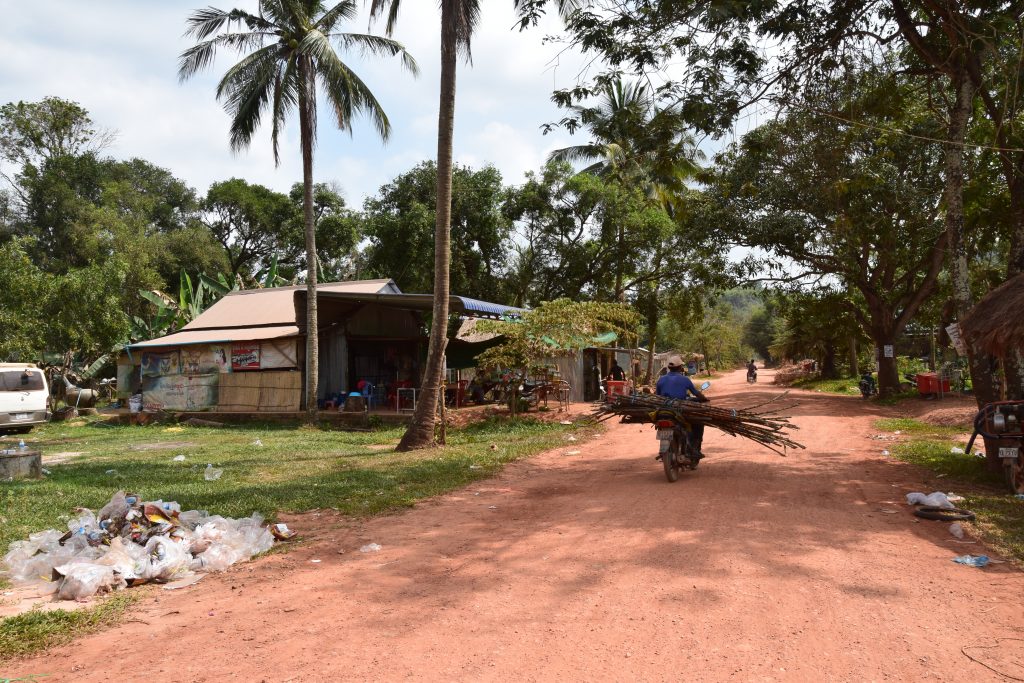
[453,296,525,318]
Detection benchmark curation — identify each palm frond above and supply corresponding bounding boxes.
[329,32,419,75]
[368,0,401,37]
[300,30,392,140]
[315,0,358,32]
[548,143,603,165]
[271,54,300,165]
[215,45,283,151]
[178,32,274,81]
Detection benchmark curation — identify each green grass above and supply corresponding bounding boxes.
[792,377,861,395]
[876,419,1024,563]
[0,592,137,661]
[0,416,591,554]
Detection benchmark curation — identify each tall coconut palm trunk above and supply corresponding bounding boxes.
[397,0,458,450]
[299,58,320,422]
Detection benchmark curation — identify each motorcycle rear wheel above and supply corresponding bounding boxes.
[663,435,680,482]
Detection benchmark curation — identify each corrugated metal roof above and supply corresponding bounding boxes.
[182,279,397,331]
[130,325,300,348]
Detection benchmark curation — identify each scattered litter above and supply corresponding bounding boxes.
[878,508,898,514]
[1,490,275,600]
[565,450,581,456]
[204,464,223,481]
[566,436,577,442]
[310,559,321,563]
[949,522,965,539]
[488,505,497,510]
[269,523,296,541]
[41,468,51,475]
[950,446,965,454]
[881,450,890,456]
[906,492,955,509]
[105,469,118,476]
[893,430,902,435]
[251,439,263,447]
[172,454,186,462]
[163,573,204,590]
[469,465,481,470]
[359,543,382,553]
[947,493,965,503]
[559,421,572,425]
[1015,494,1024,500]
[952,554,989,568]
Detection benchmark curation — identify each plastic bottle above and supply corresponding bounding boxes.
[18,439,26,451]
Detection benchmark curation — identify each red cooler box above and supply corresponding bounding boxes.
[916,372,950,395]
[606,380,627,401]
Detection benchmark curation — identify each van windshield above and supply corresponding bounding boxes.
[0,370,45,392]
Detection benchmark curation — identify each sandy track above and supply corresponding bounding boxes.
[6,370,1023,682]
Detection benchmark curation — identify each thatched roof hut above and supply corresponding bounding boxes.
[961,273,1024,357]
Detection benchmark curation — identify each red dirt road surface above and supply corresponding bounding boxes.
[7,369,1024,681]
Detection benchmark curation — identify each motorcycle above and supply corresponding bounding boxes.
[858,373,877,399]
[655,381,711,482]
[747,369,757,384]
[965,401,1024,493]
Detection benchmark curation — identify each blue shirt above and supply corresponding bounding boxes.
[656,371,699,400]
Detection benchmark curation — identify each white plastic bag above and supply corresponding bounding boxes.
[905,491,954,509]
[54,562,125,601]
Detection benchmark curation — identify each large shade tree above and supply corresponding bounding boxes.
[179,0,417,420]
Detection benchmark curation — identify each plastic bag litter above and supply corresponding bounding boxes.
[952,554,989,567]
[360,543,382,553]
[950,447,966,454]
[1,491,279,600]
[54,562,126,601]
[949,522,965,539]
[204,464,223,481]
[906,492,955,509]
[172,454,186,462]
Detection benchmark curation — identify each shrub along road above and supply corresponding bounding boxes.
[6,370,1024,681]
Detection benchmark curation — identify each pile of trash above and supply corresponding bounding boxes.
[1,490,293,600]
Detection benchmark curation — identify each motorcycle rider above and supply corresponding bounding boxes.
[656,355,709,457]
[746,359,757,381]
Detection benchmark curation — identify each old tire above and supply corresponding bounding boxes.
[913,506,976,522]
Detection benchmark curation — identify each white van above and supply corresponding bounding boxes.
[0,363,50,433]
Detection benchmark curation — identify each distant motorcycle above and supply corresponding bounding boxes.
[859,373,877,399]
[747,370,757,384]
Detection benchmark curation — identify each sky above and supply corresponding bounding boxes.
[0,0,601,207]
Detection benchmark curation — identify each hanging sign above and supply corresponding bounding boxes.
[883,345,894,358]
[231,343,261,371]
[946,323,968,356]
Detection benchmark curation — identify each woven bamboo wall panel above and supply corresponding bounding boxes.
[218,371,301,412]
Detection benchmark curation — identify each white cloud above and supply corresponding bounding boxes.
[0,0,595,205]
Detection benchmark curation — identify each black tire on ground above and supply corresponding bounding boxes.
[913,506,976,522]
[663,437,679,483]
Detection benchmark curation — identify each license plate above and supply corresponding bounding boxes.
[11,413,30,421]
[657,429,674,440]
[999,447,1020,459]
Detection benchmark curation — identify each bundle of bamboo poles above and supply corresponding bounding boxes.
[592,392,805,456]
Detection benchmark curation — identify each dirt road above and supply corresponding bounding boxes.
[7,370,1024,681]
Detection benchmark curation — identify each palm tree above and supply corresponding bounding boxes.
[550,79,702,302]
[369,0,582,450]
[179,0,417,421]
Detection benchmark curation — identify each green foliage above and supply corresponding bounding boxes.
[474,298,642,371]
[362,161,512,301]
[0,239,51,360]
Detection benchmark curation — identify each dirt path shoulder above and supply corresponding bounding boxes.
[6,370,1023,681]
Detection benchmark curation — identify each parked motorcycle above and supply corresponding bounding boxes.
[965,401,1024,493]
[858,373,877,399]
[655,381,711,482]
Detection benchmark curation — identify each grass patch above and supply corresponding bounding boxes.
[792,377,861,395]
[0,416,591,558]
[0,592,137,662]
[875,418,966,439]
[884,426,1024,563]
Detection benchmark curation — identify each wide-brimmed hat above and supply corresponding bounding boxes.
[667,355,684,369]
